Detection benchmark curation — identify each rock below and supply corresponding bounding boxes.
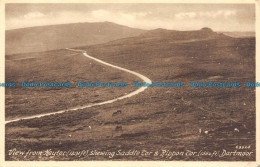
[115,125,122,131]
[112,110,122,116]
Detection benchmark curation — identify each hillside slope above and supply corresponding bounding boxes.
[5,22,146,55]
[97,27,232,47]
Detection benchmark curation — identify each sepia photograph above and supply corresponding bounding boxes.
[0,0,259,166]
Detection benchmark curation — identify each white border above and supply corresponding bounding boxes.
[0,0,258,167]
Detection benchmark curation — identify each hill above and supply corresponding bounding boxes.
[5,22,146,55]
[221,31,255,38]
[141,27,224,40]
[98,27,232,47]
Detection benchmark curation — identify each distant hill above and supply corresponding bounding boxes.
[5,22,146,55]
[141,27,228,40]
[221,31,255,38]
[95,27,232,47]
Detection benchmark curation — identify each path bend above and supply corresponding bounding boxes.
[5,48,152,124]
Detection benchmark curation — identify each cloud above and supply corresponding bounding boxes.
[91,9,149,22]
[91,10,110,18]
[199,11,223,18]
[175,10,237,20]
[223,10,236,17]
[175,12,197,19]
[199,10,236,18]
[23,12,46,19]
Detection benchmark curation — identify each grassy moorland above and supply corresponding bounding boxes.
[6,28,255,161]
[5,49,141,120]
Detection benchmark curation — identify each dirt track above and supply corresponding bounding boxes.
[5,48,152,124]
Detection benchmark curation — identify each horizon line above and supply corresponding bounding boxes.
[5,21,255,32]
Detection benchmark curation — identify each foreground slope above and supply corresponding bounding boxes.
[5,49,142,120]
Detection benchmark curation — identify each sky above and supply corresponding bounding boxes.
[5,3,255,31]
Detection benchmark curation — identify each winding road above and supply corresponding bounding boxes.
[5,48,152,124]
